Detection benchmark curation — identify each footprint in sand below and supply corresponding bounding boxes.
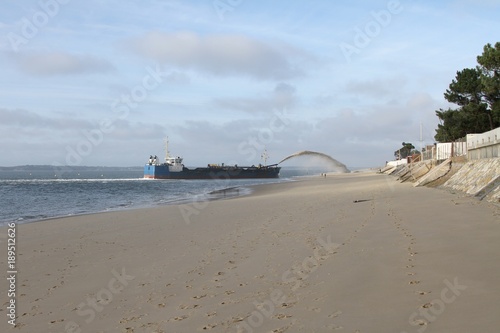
[231,316,245,323]
[274,313,292,319]
[326,324,344,330]
[307,307,321,313]
[271,326,291,333]
[179,304,200,309]
[411,318,427,327]
[409,280,421,285]
[120,316,142,323]
[201,323,217,330]
[328,310,342,318]
[280,302,295,308]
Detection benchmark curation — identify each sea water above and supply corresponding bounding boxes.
[0,167,320,226]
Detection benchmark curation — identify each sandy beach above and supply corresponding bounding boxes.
[1,172,499,333]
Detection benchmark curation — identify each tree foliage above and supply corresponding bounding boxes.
[394,142,415,159]
[435,42,500,142]
[477,42,500,125]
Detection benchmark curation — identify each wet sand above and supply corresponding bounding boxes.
[1,172,499,333]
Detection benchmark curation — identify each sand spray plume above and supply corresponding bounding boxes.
[278,151,350,173]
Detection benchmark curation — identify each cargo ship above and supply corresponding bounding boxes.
[144,141,280,179]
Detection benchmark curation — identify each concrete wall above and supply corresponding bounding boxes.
[436,142,467,160]
[467,127,500,160]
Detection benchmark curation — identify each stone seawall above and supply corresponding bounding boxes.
[442,158,500,202]
[382,157,500,203]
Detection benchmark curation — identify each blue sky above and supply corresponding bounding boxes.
[0,0,499,168]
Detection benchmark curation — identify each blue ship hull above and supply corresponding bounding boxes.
[144,164,280,179]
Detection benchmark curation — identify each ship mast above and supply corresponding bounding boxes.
[261,149,269,165]
[165,137,170,160]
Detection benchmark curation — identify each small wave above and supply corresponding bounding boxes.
[0,214,50,226]
[108,202,134,209]
[0,178,147,184]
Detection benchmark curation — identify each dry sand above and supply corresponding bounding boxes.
[1,172,499,333]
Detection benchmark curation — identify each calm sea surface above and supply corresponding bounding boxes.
[0,167,319,226]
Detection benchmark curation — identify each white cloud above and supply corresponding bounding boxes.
[0,108,90,130]
[10,51,115,76]
[0,108,166,142]
[163,71,190,85]
[213,82,297,114]
[126,31,312,80]
[406,92,435,110]
[344,76,408,98]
